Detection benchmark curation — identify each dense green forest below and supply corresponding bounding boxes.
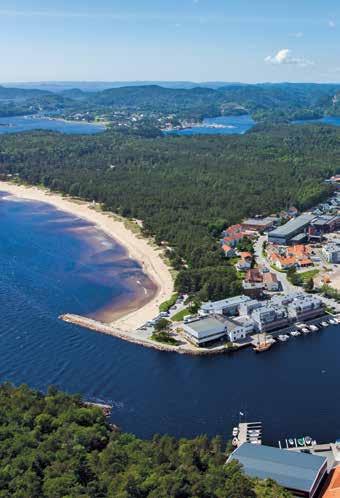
[0,383,291,497]
[0,123,339,300]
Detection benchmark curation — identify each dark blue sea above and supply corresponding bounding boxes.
[0,115,105,134]
[1,191,340,445]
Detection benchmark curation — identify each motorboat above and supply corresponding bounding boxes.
[321,321,329,327]
[232,437,238,447]
[297,438,305,446]
[232,427,239,437]
[302,328,310,334]
[309,325,318,332]
[248,429,261,436]
[290,330,301,337]
[278,334,289,342]
[329,319,337,325]
[295,322,306,330]
[304,436,313,446]
[288,438,295,447]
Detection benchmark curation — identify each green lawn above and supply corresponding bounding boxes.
[297,269,319,281]
[171,308,192,322]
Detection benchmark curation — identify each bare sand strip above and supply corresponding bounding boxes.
[0,181,174,331]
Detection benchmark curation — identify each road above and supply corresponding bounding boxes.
[254,235,297,293]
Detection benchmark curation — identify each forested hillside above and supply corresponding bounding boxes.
[0,123,339,299]
[0,383,291,497]
[1,82,339,121]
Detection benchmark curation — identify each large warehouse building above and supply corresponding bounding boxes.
[228,443,327,498]
[268,214,315,245]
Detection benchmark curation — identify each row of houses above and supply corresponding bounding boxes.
[220,224,257,257]
[183,293,324,346]
[266,243,313,270]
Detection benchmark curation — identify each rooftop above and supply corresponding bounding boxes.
[269,214,315,238]
[184,317,225,337]
[201,295,250,311]
[228,443,326,493]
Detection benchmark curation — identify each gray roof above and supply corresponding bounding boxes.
[269,214,315,239]
[290,232,307,242]
[201,295,250,311]
[229,443,326,492]
[185,317,224,334]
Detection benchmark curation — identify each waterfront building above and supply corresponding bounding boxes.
[227,443,327,498]
[201,295,251,316]
[268,214,315,245]
[251,304,289,332]
[182,317,226,346]
[287,294,324,321]
[224,316,254,342]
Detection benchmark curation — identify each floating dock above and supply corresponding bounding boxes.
[235,422,263,447]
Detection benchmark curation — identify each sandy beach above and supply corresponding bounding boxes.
[0,181,174,331]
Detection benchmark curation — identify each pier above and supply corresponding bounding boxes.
[233,421,263,447]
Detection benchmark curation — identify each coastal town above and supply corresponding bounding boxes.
[119,174,340,352]
[58,175,340,356]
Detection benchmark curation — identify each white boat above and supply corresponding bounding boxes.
[310,325,318,332]
[232,427,239,437]
[295,322,305,330]
[232,437,238,446]
[302,328,310,334]
[329,319,336,325]
[321,321,329,327]
[290,330,301,337]
[278,334,289,342]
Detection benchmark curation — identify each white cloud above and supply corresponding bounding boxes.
[328,19,336,28]
[264,48,314,67]
[289,31,303,38]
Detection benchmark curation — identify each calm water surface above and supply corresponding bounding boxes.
[168,114,340,136]
[1,192,340,444]
[167,115,256,135]
[0,115,106,134]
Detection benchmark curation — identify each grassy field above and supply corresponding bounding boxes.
[297,269,319,281]
[171,308,192,322]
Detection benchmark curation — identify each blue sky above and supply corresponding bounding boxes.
[1,0,339,83]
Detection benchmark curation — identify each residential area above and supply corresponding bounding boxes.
[140,177,340,353]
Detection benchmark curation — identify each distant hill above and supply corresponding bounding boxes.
[0,85,50,100]
[1,82,340,120]
[2,81,247,92]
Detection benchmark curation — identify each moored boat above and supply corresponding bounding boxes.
[253,342,273,352]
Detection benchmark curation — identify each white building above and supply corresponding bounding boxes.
[225,316,255,342]
[251,304,289,332]
[201,295,251,316]
[183,317,226,346]
[322,242,340,264]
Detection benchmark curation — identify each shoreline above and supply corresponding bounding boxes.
[0,180,174,331]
